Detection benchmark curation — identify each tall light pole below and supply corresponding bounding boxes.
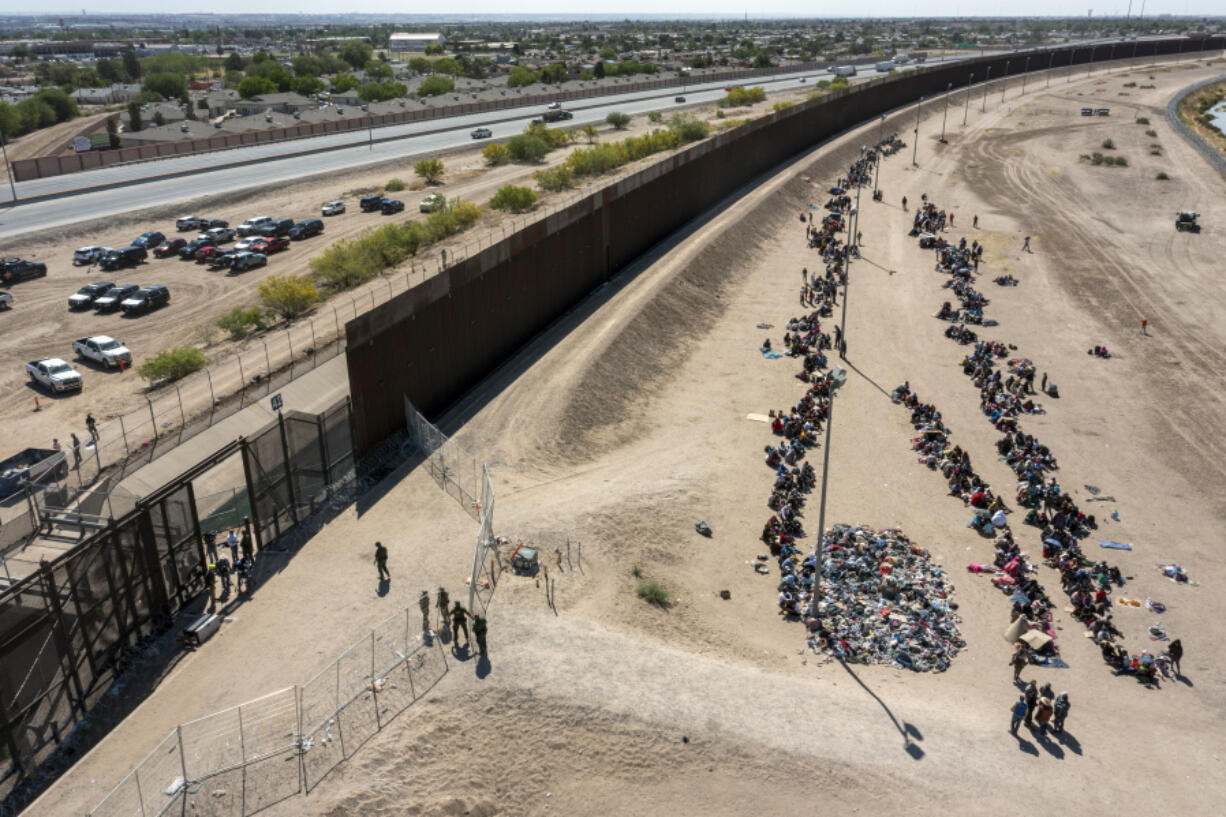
[1001,59,1010,103]
[962,72,973,126]
[851,145,865,251]
[939,82,952,142]
[1021,56,1030,93]
[873,114,885,195]
[1047,50,1054,88]
[1088,45,1095,77]
[807,364,846,622]
[982,66,992,111]
[912,96,922,166]
[0,128,16,202]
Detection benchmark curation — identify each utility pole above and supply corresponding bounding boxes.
[873,114,884,195]
[963,72,973,126]
[0,128,16,202]
[911,96,922,166]
[1001,59,1010,103]
[982,66,991,111]
[1021,56,1030,93]
[940,82,951,142]
[1047,50,1054,88]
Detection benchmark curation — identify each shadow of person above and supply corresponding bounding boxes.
[1014,734,1040,756]
[1055,729,1082,755]
[476,654,491,679]
[376,578,390,598]
[437,623,452,645]
[1031,728,1065,759]
[1176,673,1194,687]
[452,643,471,661]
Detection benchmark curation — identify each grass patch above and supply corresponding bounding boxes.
[1123,82,1138,88]
[1083,152,1129,167]
[1150,147,1162,155]
[1145,129,1157,137]
[636,580,670,606]
[1135,115,1150,124]
[384,178,406,192]
[1101,138,1115,150]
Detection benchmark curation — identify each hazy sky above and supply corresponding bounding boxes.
[3,4,1224,18]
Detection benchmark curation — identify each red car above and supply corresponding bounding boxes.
[250,236,289,254]
[194,245,222,263]
[153,238,187,258]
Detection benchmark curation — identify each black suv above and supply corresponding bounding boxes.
[99,246,147,271]
[257,217,295,237]
[120,285,170,315]
[132,231,166,249]
[1,258,48,284]
[179,239,210,260]
[68,281,116,310]
[381,198,404,215]
[93,284,139,311]
[287,219,324,240]
[360,194,385,212]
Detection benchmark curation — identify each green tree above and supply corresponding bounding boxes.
[364,60,393,80]
[424,43,444,55]
[215,307,265,340]
[338,40,374,70]
[432,57,461,76]
[606,111,631,129]
[408,57,430,74]
[105,115,121,148]
[581,124,598,144]
[594,61,606,79]
[506,133,548,163]
[142,72,188,101]
[10,44,29,63]
[152,110,166,127]
[358,82,407,102]
[489,184,537,213]
[121,49,142,80]
[237,76,277,99]
[414,157,445,184]
[291,54,324,77]
[0,103,21,140]
[251,50,271,64]
[507,65,536,88]
[417,75,454,96]
[96,58,128,83]
[332,73,359,93]
[225,51,246,72]
[482,142,509,165]
[291,75,325,96]
[534,166,574,192]
[33,88,78,122]
[137,347,207,383]
[126,101,143,132]
[259,274,319,321]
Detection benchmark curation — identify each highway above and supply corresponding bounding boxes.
[0,49,1039,240]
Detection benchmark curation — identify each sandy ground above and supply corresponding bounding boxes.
[0,88,812,465]
[25,60,1226,817]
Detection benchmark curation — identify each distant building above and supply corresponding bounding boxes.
[389,33,446,53]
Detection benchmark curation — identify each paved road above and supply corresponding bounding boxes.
[0,52,1007,240]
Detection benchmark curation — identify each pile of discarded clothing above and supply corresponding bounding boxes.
[805,524,964,672]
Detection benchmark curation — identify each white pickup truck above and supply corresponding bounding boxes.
[73,335,132,369]
[26,358,83,393]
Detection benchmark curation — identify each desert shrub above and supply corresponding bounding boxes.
[1113,155,1128,166]
[413,158,444,184]
[606,111,631,129]
[1135,115,1149,124]
[259,274,319,321]
[718,86,766,107]
[482,143,509,165]
[506,133,548,163]
[773,101,794,112]
[1150,147,1162,155]
[524,122,572,149]
[1156,172,1171,180]
[1124,82,1138,88]
[668,113,709,141]
[488,184,537,213]
[215,307,265,340]
[1101,138,1115,150]
[636,581,670,606]
[647,111,662,123]
[1145,129,1157,137]
[534,166,574,191]
[138,346,207,383]
[385,177,406,192]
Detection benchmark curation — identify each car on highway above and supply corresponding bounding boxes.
[228,252,267,273]
[73,335,132,369]
[419,193,445,213]
[257,218,295,237]
[236,216,274,236]
[287,219,324,240]
[179,239,210,260]
[120,285,170,315]
[471,127,493,139]
[153,238,187,258]
[0,290,11,310]
[73,246,110,266]
[547,101,561,110]
[199,226,236,244]
[93,284,139,311]
[360,194,385,212]
[1,258,48,283]
[68,281,115,309]
[99,246,147,271]
[26,358,82,394]
[321,200,346,216]
[381,198,405,215]
[674,96,686,103]
[131,231,166,249]
[250,236,289,254]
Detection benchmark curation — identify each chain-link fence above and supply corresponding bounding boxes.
[88,608,447,817]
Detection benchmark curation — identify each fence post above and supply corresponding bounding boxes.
[147,398,157,440]
[277,411,300,526]
[119,413,130,455]
[238,703,248,816]
[239,437,265,553]
[176,725,188,791]
[134,765,148,817]
[175,384,185,430]
[309,319,317,357]
[286,329,295,375]
[334,659,346,758]
[205,367,215,417]
[262,341,271,385]
[38,560,88,718]
[370,630,381,729]
[404,607,416,699]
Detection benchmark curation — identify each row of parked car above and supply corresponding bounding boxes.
[25,333,135,394]
[359,193,446,215]
[67,281,170,314]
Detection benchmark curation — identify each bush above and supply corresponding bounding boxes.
[482,143,509,165]
[1124,82,1138,89]
[1156,172,1171,180]
[259,274,319,321]
[524,122,572,149]
[534,166,574,192]
[606,111,631,129]
[1101,138,1115,150]
[718,86,766,107]
[138,346,207,383]
[385,177,406,192]
[506,133,549,163]
[489,184,537,213]
[418,75,454,96]
[667,113,709,142]
[414,158,444,184]
[636,581,670,606]
[773,101,794,112]
[1145,129,1157,137]
[1150,147,1162,155]
[1113,156,1128,166]
[647,111,662,123]
[1135,115,1149,124]
[215,307,265,340]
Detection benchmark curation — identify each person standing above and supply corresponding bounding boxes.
[972,214,979,229]
[451,601,470,648]
[1023,681,1038,728]
[901,195,908,211]
[436,587,450,629]
[1035,697,1054,733]
[1022,236,1032,253]
[70,433,82,470]
[1010,642,1029,682]
[1052,692,1070,734]
[1010,695,1027,735]
[1041,372,1048,393]
[1168,638,1182,674]
[225,529,239,564]
[1140,318,1149,336]
[204,530,219,565]
[52,438,61,452]
[85,413,98,443]
[374,541,390,581]
[419,590,431,633]
[473,615,488,657]
[239,519,254,564]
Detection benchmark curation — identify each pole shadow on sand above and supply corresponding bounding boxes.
[837,658,925,760]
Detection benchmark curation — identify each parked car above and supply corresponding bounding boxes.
[360,194,385,212]
[321,200,345,216]
[470,127,493,139]
[73,335,132,369]
[381,198,405,215]
[153,238,187,258]
[99,246,147,272]
[419,193,445,213]
[179,238,210,259]
[194,245,224,264]
[73,246,110,266]
[287,219,324,240]
[93,284,139,311]
[68,281,115,309]
[251,236,289,254]
[236,216,274,236]
[26,358,82,393]
[120,285,170,315]
[207,249,237,269]
[0,258,48,283]
[176,215,203,231]
[0,290,10,309]
[199,227,235,244]
[229,252,267,273]
[233,237,261,252]
[256,218,294,237]
[199,218,229,230]
[131,231,165,249]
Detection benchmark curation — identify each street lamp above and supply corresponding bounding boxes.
[1047,50,1055,88]
[1088,45,1096,77]
[940,82,952,142]
[0,128,16,202]
[1021,56,1030,93]
[807,364,847,622]
[873,114,885,195]
[912,96,922,166]
[982,66,992,111]
[1001,60,1010,103]
[851,145,865,251]
[962,72,973,126]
